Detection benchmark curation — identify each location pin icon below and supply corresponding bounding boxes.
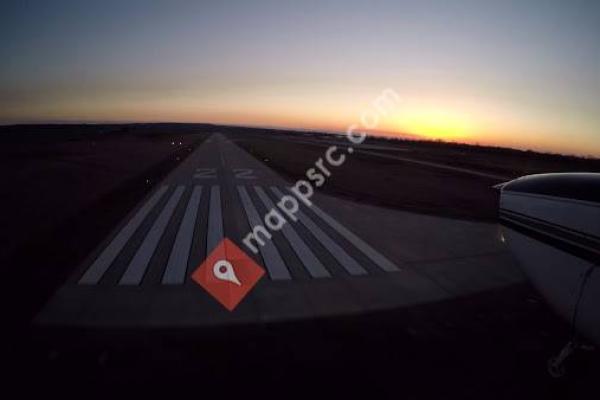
[213,260,241,286]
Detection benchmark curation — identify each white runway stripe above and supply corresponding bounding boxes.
[254,187,330,278]
[120,186,186,285]
[271,187,367,276]
[206,186,223,255]
[237,186,292,280]
[295,190,400,272]
[162,186,203,284]
[79,185,169,285]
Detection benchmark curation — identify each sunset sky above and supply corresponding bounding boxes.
[1,0,599,156]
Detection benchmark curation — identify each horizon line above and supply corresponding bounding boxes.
[1,120,598,160]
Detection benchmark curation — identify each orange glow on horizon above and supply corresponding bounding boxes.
[3,92,599,158]
[376,104,476,143]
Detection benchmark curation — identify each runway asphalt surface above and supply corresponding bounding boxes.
[36,132,524,327]
[6,128,598,399]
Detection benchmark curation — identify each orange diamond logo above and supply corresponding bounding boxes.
[191,238,265,311]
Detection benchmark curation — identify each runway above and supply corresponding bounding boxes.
[36,133,524,326]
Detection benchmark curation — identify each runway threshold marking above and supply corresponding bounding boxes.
[206,185,224,255]
[254,186,331,278]
[120,186,186,285]
[271,187,367,276]
[78,185,169,285]
[237,186,292,281]
[78,185,398,285]
[162,185,203,284]
[288,188,401,272]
